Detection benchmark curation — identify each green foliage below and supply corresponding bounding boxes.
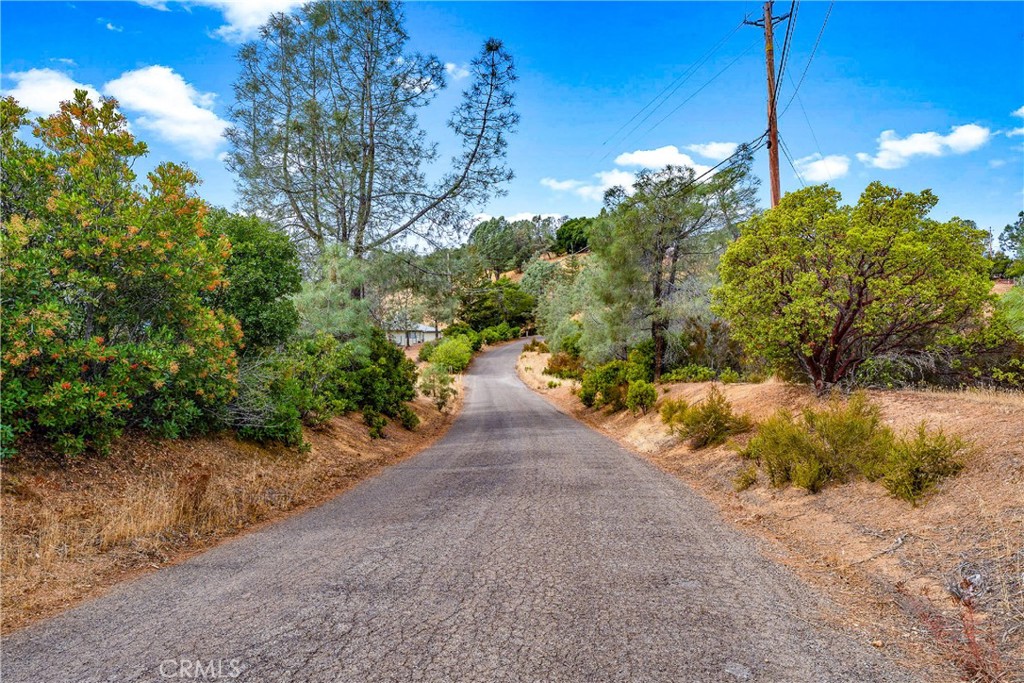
[999,211,1023,258]
[733,464,758,492]
[418,363,456,412]
[579,360,630,410]
[745,398,967,503]
[625,380,657,415]
[999,287,1024,339]
[457,278,535,331]
[228,3,518,259]
[881,424,966,504]
[716,183,993,393]
[547,380,561,389]
[1,92,241,457]
[469,216,553,276]
[587,161,757,377]
[418,339,439,362]
[553,216,593,255]
[230,329,418,443]
[430,336,474,373]
[202,208,301,351]
[480,321,519,344]
[544,352,584,380]
[660,365,718,383]
[559,326,584,359]
[626,342,655,382]
[519,258,558,299]
[443,323,482,351]
[522,338,548,353]
[719,368,741,384]
[661,387,752,448]
[742,393,892,493]
[292,245,374,340]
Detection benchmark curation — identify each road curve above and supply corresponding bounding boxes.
[4,340,911,682]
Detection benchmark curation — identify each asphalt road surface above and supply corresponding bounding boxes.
[4,340,913,683]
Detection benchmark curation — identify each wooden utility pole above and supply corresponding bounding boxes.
[745,2,789,207]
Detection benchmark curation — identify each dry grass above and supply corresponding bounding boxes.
[1,386,462,634]
[517,350,1024,681]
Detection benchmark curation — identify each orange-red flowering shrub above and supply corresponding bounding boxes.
[1,92,240,457]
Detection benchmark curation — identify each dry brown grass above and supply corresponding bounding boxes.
[517,350,1024,681]
[1,387,461,634]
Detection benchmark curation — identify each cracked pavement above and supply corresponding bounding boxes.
[3,340,912,682]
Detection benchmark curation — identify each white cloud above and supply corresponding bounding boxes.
[1007,108,1024,138]
[4,68,100,116]
[685,141,738,161]
[614,145,710,174]
[444,63,470,81]
[105,22,124,32]
[989,159,1008,169]
[793,153,850,183]
[103,65,227,158]
[540,178,582,192]
[542,141,740,203]
[136,1,304,42]
[50,57,77,67]
[541,169,636,202]
[856,124,991,169]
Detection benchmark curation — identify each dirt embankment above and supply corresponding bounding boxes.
[518,350,1024,680]
[1,381,463,634]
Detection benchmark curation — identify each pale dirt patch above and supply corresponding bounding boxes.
[517,350,1024,680]
[1,382,463,634]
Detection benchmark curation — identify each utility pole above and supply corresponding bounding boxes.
[745,2,790,207]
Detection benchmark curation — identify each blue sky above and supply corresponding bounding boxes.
[2,1,1023,242]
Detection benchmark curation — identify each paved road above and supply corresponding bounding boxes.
[4,341,912,682]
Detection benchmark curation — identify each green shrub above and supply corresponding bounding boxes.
[560,328,583,359]
[660,397,690,425]
[443,324,482,352]
[546,380,561,389]
[419,363,456,412]
[481,321,519,344]
[739,392,971,501]
[661,364,718,383]
[579,360,630,410]
[230,329,418,443]
[362,407,388,439]
[431,336,474,373]
[719,368,741,384]
[418,340,439,362]
[881,424,966,504]
[523,338,549,353]
[743,393,893,493]
[230,359,306,447]
[544,352,585,380]
[202,208,302,352]
[733,465,758,492]
[625,380,657,415]
[1,94,241,457]
[626,341,655,382]
[663,386,752,448]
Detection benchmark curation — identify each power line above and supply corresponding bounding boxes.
[599,20,744,151]
[773,1,799,104]
[780,0,832,118]
[638,39,759,141]
[779,135,805,187]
